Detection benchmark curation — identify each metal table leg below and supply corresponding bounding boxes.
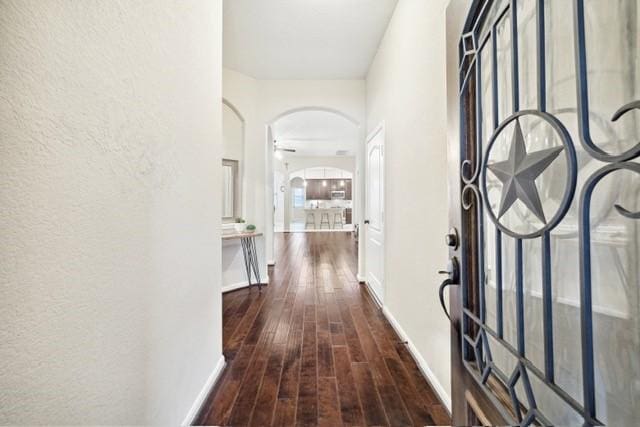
[240,236,262,291]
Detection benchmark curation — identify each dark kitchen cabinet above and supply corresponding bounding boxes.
[318,180,330,200]
[345,180,352,200]
[330,179,352,200]
[305,179,352,200]
[307,180,320,200]
[305,179,331,200]
[305,180,316,200]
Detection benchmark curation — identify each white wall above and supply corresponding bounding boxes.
[0,1,223,424]
[287,157,356,176]
[365,0,451,409]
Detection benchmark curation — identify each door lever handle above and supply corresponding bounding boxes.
[439,278,457,321]
[437,257,460,321]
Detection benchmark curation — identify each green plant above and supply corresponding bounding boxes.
[235,217,245,223]
[245,224,256,232]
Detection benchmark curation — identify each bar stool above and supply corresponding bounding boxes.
[305,212,316,229]
[333,211,344,229]
[320,212,330,229]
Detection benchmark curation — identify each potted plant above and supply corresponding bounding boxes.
[234,218,246,233]
[245,224,256,233]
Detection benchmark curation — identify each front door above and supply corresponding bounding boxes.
[446,0,640,425]
[366,124,385,304]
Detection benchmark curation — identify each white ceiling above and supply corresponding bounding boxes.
[273,110,358,157]
[223,0,399,79]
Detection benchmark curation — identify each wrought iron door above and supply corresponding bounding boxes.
[457,0,639,425]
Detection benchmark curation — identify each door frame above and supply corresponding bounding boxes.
[364,122,386,306]
[446,1,507,425]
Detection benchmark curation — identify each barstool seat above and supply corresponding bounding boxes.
[305,212,316,229]
[320,212,330,229]
[333,211,344,229]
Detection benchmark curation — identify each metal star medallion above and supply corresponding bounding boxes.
[487,120,563,223]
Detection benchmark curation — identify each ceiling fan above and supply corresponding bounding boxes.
[274,140,296,154]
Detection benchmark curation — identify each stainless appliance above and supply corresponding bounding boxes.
[331,190,345,200]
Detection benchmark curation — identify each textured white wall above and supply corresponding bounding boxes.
[0,1,223,424]
[366,0,452,409]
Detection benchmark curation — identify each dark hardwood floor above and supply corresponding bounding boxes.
[196,232,451,426]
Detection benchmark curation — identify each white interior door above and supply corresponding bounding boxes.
[365,124,385,304]
[274,171,285,231]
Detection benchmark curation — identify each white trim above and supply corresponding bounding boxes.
[382,306,452,412]
[363,281,383,308]
[222,281,251,293]
[364,122,386,304]
[356,274,367,283]
[268,106,360,127]
[267,260,276,266]
[182,355,226,426]
[222,275,270,294]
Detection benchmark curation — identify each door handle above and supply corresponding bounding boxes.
[438,257,460,321]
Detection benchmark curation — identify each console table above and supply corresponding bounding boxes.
[222,232,263,291]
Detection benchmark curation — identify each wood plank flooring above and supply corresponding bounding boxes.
[196,232,451,426]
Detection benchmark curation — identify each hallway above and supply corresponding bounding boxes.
[197,233,450,426]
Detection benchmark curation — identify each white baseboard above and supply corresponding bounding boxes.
[221,275,270,294]
[267,260,276,266]
[221,281,250,293]
[362,281,383,308]
[382,306,452,412]
[182,355,226,426]
[356,274,366,283]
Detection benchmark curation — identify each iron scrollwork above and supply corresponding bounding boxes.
[458,0,639,426]
[481,111,578,240]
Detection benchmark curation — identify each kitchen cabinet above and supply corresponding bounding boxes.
[304,179,352,200]
[345,208,352,224]
[305,180,315,200]
[318,180,330,200]
[345,180,352,200]
[305,179,330,200]
[330,179,352,199]
[307,180,318,200]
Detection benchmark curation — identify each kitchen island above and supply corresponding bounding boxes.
[304,208,345,229]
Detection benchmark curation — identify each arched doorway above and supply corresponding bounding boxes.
[266,108,363,269]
